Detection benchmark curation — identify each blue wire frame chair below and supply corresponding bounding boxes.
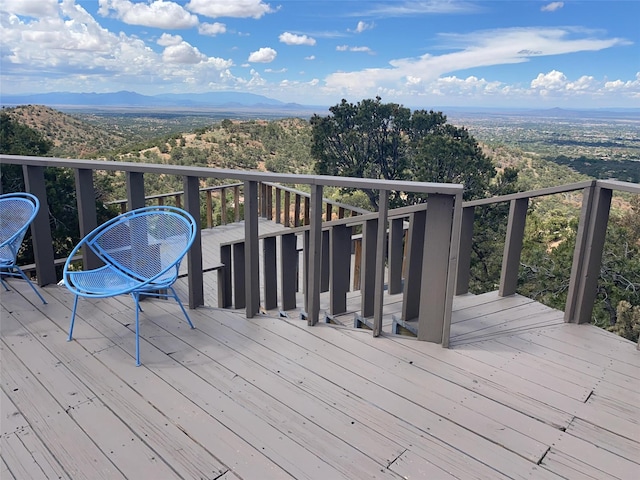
[64,206,198,365]
[0,192,47,304]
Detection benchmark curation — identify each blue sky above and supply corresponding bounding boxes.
[1,0,639,108]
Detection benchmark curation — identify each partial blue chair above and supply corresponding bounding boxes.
[64,206,197,365]
[0,192,47,304]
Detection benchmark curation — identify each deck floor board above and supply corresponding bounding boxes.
[2,221,639,479]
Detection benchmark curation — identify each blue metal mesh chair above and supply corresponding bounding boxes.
[0,192,47,304]
[64,206,197,365]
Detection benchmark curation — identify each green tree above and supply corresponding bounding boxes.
[311,97,496,208]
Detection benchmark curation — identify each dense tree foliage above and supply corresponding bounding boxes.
[0,113,116,267]
[311,97,496,208]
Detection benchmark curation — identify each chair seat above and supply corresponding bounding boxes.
[66,264,177,297]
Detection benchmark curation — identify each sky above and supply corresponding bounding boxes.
[1,0,639,109]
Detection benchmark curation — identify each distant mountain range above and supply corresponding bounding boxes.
[1,91,638,120]
[0,90,316,110]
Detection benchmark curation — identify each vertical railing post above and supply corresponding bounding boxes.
[499,198,529,297]
[126,171,145,210]
[284,190,291,227]
[320,230,330,293]
[388,217,404,295]
[244,180,260,317]
[373,189,389,337]
[275,187,282,224]
[219,244,232,308]
[22,165,56,285]
[294,194,301,227]
[206,190,213,228]
[233,185,240,222]
[418,194,455,343]
[263,236,277,310]
[220,187,227,225]
[401,209,426,322]
[455,206,475,295]
[360,218,378,318]
[329,224,351,315]
[565,183,611,324]
[266,184,273,220]
[280,233,297,311]
[184,176,204,309]
[74,169,100,270]
[306,184,323,325]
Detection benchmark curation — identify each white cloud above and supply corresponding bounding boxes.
[0,0,58,17]
[199,22,226,36]
[248,47,277,63]
[531,70,567,90]
[162,42,206,64]
[541,2,564,12]
[1,0,236,93]
[336,45,373,53]
[325,27,627,94]
[186,0,274,19]
[98,0,199,29]
[305,55,316,60]
[353,21,373,33]
[157,33,183,47]
[279,32,316,46]
[265,68,287,73]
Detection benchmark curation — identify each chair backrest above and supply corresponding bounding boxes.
[0,193,39,264]
[85,206,197,282]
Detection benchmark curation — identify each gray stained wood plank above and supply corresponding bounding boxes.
[1,224,639,480]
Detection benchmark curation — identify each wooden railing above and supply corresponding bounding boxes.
[2,154,636,348]
[0,154,462,345]
[106,182,368,228]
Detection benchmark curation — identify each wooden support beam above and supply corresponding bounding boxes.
[306,184,323,325]
[184,175,204,309]
[499,198,529,297]
[244,180,260,317]
[373,189,389,337]
[74,168,100,270]
[23,165,56,285]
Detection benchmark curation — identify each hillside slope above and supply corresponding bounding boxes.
[3,105,129,158]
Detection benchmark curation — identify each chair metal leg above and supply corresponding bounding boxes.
[0,276,10,291]
[169,287,195,329]
[14,266,47,304]
[133,293,141,366]
[68,295,79,341]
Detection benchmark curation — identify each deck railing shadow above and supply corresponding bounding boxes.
[1,154,638,349]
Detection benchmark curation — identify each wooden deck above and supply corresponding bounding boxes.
[2,222,639,479]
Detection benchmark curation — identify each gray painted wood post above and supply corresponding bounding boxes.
[499,197,529,297]
[455,206,475,295]
[284,191,291,226]
[294,194,301,227]
[373,189,389,337]
[329,224,351,315]
[220,188,227,224]
[361,218,378,318]
[183,176,204,309]
[418,194,454,343]
[233,242,245,309]
[275,187,281,224]
[441,191,463,348]
[126,171,145,210]
[22,165,56,285]
[219,244,232,307]
[74,168,100,270]
[280,233,297,311]
[320,230,330,293]
[401,209,426,322]
[263,236,277,310]
[565,184,612,324]
[244,180,260,317]
[388,217,404,295]
[306,184,323,325]
[233,185,240,222]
